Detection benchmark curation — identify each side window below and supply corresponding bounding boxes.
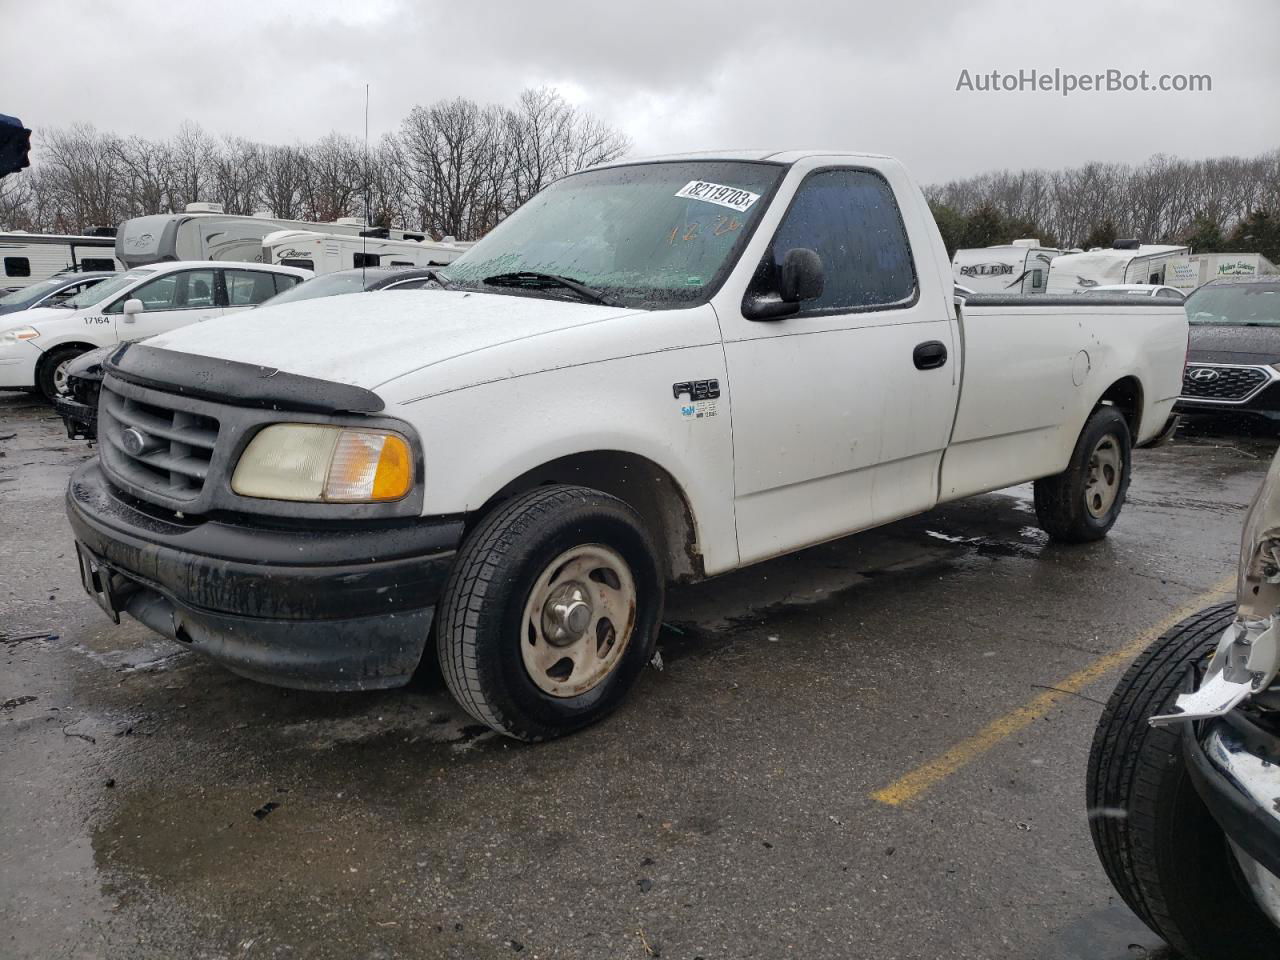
[1029,268,1045,292]
[754,169,917,312]
[225,269,280,306]
[1157,288,1182,299]
[81,258,114,272]
[4,256,31,277]
[354,253,380,268]
[280,258,314,271]
[106,270,215,314]
[273,273,301,294]
[385,279,428,290]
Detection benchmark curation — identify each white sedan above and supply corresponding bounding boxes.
[0,260,312,400]
[1080,283,1186,300]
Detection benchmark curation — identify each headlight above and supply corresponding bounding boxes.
[0,326,39,346]
[231,424,413,503]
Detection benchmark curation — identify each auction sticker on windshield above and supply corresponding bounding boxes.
[675,180,761,212]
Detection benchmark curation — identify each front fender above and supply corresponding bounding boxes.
[389,343,739,576]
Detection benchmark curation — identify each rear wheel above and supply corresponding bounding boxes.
[436,484,663,742]
[1087,602,1280,958]
[36,344,89,402]
[1035,405,1131,542]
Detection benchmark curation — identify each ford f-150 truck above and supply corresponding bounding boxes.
[66,151,1189,741]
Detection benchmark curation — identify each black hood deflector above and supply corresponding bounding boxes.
[103,343,384,414]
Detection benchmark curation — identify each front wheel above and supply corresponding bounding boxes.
[1034,405,1131,542]
[36,344,89,403]
[1087,602,1280,959]
[436,484,664,742]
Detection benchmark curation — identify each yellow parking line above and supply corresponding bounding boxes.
[870,573,1236,808]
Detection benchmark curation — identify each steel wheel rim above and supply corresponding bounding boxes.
[53,358,74,396]
[520,544,637,698]
[1085,435,1122,518]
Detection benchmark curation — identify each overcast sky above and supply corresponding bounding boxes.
[4,0,1278,185]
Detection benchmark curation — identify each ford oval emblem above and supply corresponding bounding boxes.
[121,427,150,456]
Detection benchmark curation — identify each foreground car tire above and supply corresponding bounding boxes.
[436,484,663,742]
[1034,405,1131,542]
[1087,602,1280,959]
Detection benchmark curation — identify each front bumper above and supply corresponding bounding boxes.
[66,461,464,691]
[0,341,40,389]
[1185,712,1280,883]
[54,394,96,439]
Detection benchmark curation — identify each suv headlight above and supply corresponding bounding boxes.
[0,326,39,346]
[231,424,414,503]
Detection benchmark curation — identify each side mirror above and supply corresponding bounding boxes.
[122,298,144,321]
[779,247,824,302]
[743,247,825,321]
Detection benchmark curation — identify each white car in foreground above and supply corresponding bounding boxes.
[1090,447,1280,958]
[0,260,311,400]
[67,150,1187,741]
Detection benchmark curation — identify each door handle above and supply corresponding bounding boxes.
[913,340,948,370]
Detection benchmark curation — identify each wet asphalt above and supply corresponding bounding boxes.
[1,389,1275,960]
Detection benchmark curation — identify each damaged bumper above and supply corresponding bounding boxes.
[1184,713,1280,921]
[66,461,463,691]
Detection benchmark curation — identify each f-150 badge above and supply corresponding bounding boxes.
[674,379,720,418]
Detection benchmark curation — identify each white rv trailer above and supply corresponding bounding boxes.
[1046,240,1190,294]
[951,239,1060,294]
[115,203,430,268]
[0,231,123,291]
[261,229,471,274]
[1162,252,1279,292]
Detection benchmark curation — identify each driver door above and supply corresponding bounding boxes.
[721,167,960,565]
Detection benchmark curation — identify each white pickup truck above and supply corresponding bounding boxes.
[66,150,1188,741]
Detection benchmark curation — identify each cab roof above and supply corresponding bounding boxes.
[586,149,895,171]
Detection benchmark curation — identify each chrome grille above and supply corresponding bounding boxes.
[1181,365,1270,402]
[99,381,220,501]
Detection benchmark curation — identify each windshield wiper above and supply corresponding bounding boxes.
[425,268,454,288]
[481,271,616,306]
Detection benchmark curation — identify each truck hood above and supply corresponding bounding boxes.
[143,290,645,390]
[1188,323,1280,366]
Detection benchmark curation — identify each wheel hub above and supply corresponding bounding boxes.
[541,582,593,645]
[1084,436,1122,519]
[520,544,637,698]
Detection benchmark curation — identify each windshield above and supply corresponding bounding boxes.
[441,160,784,309]
[1185,282,1280,326]
[258,272,375,307]
[0,277,79,307]
[60,270,154,310]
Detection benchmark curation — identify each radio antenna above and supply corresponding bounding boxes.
[361,82,370,284]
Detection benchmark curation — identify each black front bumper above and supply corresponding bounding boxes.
[54,394,96,440]
[66,461,463,691]
[1184,712,1280,880]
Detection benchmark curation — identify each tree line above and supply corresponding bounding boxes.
[4,95,1279,262]
[0,88,629,241]
[926,150,1280,261]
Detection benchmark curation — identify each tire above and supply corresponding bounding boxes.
[1035,405,1131,542]
[1087,601,1280,959]
[35,344,89,403]
[436,484,664,742]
